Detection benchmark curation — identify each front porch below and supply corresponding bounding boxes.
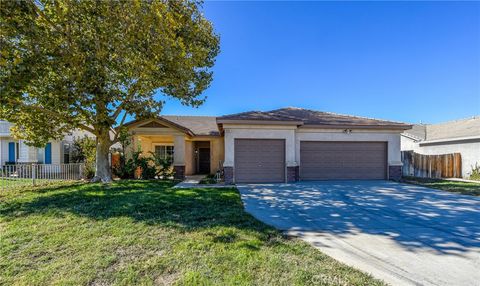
[132,134,223,179]
[125,117,224,180]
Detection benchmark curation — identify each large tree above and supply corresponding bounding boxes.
[0,0,220,182]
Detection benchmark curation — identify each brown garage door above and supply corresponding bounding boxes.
[300,141,387,180]
[234,139,285,183]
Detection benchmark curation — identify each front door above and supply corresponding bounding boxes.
[198,148,210,174]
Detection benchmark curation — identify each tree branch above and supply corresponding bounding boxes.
[112,111,128,143]
[5,98,97,134]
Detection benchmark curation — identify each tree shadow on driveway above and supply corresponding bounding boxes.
[237,180,480,255]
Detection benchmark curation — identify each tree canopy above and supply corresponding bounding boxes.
[0,0,220,181]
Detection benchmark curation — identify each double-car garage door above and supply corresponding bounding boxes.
[234,139,387,183]
[300,141,387,180]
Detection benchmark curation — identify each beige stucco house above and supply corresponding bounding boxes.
[124,107,411,183]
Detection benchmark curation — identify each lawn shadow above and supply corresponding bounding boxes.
[0,180,273,240]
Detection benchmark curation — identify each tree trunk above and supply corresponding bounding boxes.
[92,132,112,183]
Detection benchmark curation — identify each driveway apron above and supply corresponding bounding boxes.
[237,181,480,286]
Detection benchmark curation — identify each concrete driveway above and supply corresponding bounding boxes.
[237,181,480,286]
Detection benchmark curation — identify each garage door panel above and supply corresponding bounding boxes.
[235,139,285,183]
[300,141,387,180]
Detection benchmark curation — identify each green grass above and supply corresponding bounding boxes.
[0,178,68,190]
[0,180,383,285]
[403,176,480,196]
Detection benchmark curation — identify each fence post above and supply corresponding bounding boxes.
[79,163,84,180]
[32,163,36,186]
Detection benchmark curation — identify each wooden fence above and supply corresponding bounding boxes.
[401,151,462,178]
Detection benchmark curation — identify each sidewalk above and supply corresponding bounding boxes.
[173,175,228,188]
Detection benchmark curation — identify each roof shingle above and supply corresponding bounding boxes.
[161,115,220,136]
[404,116,480,141]
[218,107,411,128]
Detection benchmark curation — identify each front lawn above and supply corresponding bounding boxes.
[403,176,480,196]
[0,181,383,285]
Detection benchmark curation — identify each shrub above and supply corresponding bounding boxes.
[71,136,96,179]
[199,174,217,184]
[111,127,175,180]
[149,151,174,180]
[470,163,480,181]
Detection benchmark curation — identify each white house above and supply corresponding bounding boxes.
[0,120,80,166]
[401,116,480,179]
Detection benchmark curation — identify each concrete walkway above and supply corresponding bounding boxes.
[174,175,227,188]
[237,181,480,286]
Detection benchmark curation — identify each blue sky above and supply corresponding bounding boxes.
[158,1,480,124]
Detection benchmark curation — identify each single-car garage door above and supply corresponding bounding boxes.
[235,139,285,183]
[300,141,387,180]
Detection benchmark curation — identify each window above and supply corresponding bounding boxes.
[154,145,174,163]
[63,143,70,164]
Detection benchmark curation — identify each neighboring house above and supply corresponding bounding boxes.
[401,116,480,178]
[124,107,411,183]
[0,120,82,166]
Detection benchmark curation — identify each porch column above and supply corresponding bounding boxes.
[173,135,185,180]
[17,140,38,163]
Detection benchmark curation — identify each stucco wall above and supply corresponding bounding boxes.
[400,136,418,152]
[401,136,480,178]
[185,141,195,175]
[210,137,225,173]
[223,125,403,172]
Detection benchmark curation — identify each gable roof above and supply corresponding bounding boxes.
[402,124,427,141]
[123,116,219,137]
[162,116,220,136]
[404,116,480,142]
[218,107,411,129]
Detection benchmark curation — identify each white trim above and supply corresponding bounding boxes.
[152,142,174,147]
[419,135,480,145]
[401,133,422,142]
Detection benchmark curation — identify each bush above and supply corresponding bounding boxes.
[113,150,164,180]
[470,163,480,181]
[112,154,135,179]
[199,174,217,184]
[111,127,175,180]
[149,151,174,179]
[133,152,156,180]
[71,136,96,179]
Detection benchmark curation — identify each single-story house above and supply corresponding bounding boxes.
[0,120,85,166]
[401,116,480,178]
[124,107,411,183]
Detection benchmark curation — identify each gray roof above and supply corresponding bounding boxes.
[402,124,427,140]
[404,116,480,141]
[218,107,411,128]
[161,115,220,136]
